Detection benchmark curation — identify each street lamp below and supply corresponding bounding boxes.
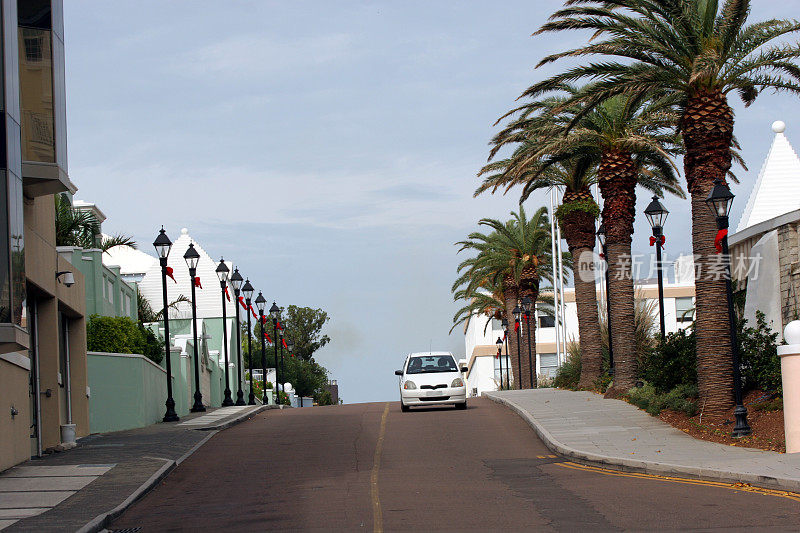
[269,302,281,403]
[645,195,669,340]
[501,317,510,389]
[705,178,751,438]
[154,228,179,422]
[229,268,246,405]
[216,258,234,406]
[255,292,268,405]
[597,222,613,375]
[495,336,504,391]
[279,326,286,397]
[242,278,255,405]
[521,295,536,389]
[184,243,205,413]
[512,304,522,390]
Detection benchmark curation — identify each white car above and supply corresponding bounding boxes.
[395,352,468,412]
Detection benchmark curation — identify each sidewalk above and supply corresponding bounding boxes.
[484,389,800,493]
[1,405,270,532]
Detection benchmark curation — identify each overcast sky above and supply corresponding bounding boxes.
[64,1,800,403]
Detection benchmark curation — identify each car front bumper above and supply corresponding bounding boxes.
[400,387,467,407]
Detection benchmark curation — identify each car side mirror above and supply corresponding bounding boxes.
[460,366,468,373]
[394,370,403,376]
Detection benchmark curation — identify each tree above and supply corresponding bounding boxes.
[482,87,683,393]
[55,193,136,252]
[281,305,330,362]
[453,206,564,388]
[528,0,800,411]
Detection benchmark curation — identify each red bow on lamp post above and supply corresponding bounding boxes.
[238,296,247,310]
[263,331,273,343]
[714,229,728,254]
[223,286,231,301]
[649,235,665,247]
[194,276,202,289]
[165,266,177,283]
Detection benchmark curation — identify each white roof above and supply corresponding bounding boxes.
[103,238,158,275]
[737,121,800,232]
[137,228,238,320]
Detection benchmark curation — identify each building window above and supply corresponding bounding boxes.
[538,314,555,328]
[676,297,694,323]
[539,353,558,378]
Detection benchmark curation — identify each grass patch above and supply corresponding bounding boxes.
[626,383,698,416]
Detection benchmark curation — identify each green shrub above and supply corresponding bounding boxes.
[739,311,782,393]
[626,382,698,416]
[753,397,783,412]
[86,315,163,364]
[554,341,581,390]
[638,329,697,393]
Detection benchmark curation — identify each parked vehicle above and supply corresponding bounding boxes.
[394,352,468,412]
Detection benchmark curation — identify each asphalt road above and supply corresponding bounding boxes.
[110,398,800,532]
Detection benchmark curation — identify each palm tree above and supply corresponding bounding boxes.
[55,193,136,253]
[480,89,683,394]
[528,0,800,411]
[453,206,564,388]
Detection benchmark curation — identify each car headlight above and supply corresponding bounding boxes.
[451,378,464,388]
[403,380,417,390]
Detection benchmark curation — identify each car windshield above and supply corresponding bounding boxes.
[406,355,457,374]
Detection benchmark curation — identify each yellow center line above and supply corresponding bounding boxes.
[371,403,390,533]
[555,461,800,502]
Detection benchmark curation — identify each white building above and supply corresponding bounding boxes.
[463,256,696,397]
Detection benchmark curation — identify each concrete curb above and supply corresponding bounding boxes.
[198,404,275,431]
[78,404,273,532]
[483,392,800,494]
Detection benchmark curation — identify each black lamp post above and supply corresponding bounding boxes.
[645,195,669,340]
[230,268,246,406]
[242,279,255,405]
[501,318,510,389]
[154,228,179,422]
[705,178,751,438]
[512,304,522,390]
[184,243,205,413]
[216,258,234,406]
[255,292,268,404]
[521,295,536,389]
[495,336,504,391]
[279,326,286,396]
[269,302,281,403]
[597,223,614,375]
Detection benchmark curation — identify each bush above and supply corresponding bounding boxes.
[554,341,581,390]
[638,329,697,393]
[739,311,782,393]
[626,382,698,416]
[86,315,163,364]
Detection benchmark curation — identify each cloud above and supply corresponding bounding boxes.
[174,33,356,80]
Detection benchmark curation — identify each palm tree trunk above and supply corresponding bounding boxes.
[598,150,638,396]
[502,282,521,389]
[681,90,735,414]
[518,271,540,389]
[560,202,603,389]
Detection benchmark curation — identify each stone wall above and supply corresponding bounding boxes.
[778,222,800,331]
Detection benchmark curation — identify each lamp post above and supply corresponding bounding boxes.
[645,195,669,340]
[706,178,751,438]
[154,228,179,422]
[279,326,286,396]
[512,304,522,390]
[216,258,234,406]
[230,268,246,406]
[521,295,536,389]
[184,243,205,413]
[269,302,281,403]
[255,292,268,404]
[501,318,510,389]
[495,336,504,390]
[242,279,255,405]
[597,223,614,375]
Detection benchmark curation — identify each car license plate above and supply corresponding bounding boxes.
[427,390,443,397]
